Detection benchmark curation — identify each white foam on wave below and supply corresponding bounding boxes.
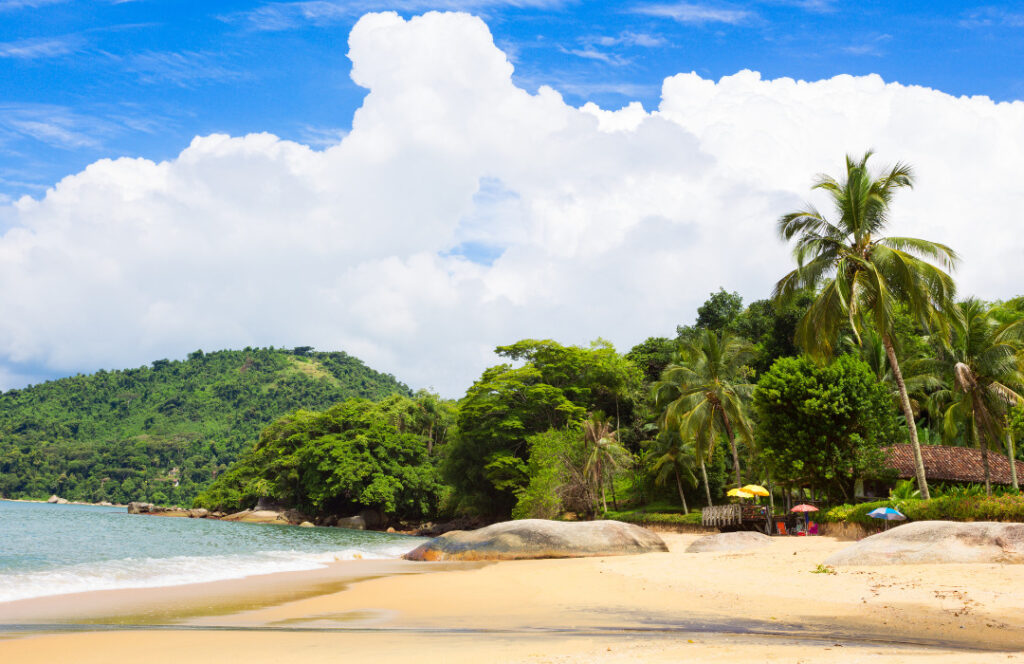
[0,541,422,603]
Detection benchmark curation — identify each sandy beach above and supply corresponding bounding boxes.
[2,532,1023,663]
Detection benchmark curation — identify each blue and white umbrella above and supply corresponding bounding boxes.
[868,506,906,530]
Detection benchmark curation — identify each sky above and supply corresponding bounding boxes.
[1,1,1023,395]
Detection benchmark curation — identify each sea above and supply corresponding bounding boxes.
[0,500,427,603]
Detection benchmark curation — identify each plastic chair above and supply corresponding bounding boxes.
[775,521,787,536]
[808,521,819,535]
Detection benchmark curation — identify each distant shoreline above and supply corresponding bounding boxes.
[0,497,127,508]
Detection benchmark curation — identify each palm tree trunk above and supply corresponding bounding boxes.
[609,469,618,511]
[699,456,712,507]
[720,411,742,488]
[883,334,931,500]
[599,460,607,512]
[673,466,689,514]
[1007,429,1020,491]
[970,396,993,497]
[981,441,992,496]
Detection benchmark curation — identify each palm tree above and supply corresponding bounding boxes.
[773,152,958,499]
[934,299,1024,495]
[843,325,945,426]
[583,414,628,512]
[651,432,700,514]
[652,329,756,490]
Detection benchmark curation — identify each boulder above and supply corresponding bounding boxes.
[335,515,366,531]
[189,508,210,519]
[255,497,287,512]
[47,495,60,504]
[403,519,668,562]
[299,521,315,528]
[358,508,384,529]
[686,531,772,553]
[825,521,1024,566]
[127,501,154,514]
[56,497,69,504]
[222,509,291,525]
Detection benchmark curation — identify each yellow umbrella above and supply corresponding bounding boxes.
[727,488,754,498]
[742,484,770,497]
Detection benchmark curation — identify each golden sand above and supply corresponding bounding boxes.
[2,533,1023,663]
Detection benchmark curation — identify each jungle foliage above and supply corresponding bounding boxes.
[0,348,410,505]
[193,395,449,517]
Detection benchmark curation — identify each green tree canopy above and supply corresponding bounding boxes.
[194,397,443,517]
[444,339,641,517]
[753,355,900,501]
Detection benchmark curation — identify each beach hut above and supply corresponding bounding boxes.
[855,444,1017,499]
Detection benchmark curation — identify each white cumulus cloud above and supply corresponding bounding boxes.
[2,11,1023,396]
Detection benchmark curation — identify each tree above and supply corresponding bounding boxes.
[583,414,628,512]
[651,432,699,513]
[753,355,899,501]
[652,329,755,490]
[626,337,676,384]
[445,339,641,517]
[194,398,443,517]
[935,299,1024,495]
[696,288,744,332]
[773,152,958,499]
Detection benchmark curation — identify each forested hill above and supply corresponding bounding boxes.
[0,347,410,505]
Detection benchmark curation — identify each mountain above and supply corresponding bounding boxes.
[0,347,410,505]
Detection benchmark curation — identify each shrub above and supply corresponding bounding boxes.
[603,509,703,526]
[819,495,1024,525]
[900,495,1024,522]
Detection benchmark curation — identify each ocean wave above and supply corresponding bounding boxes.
[0,543,418,603]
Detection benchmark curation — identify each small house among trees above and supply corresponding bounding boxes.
[856,444,1017,498]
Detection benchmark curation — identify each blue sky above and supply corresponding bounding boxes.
[1,2,1023,394]
[2,0,1023,202]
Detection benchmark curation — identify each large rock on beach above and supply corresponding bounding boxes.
[47,495,60,504]
[127,501,153,514]
[686,531,772,553]
[825,521,1024,566]
[403,519,668,561]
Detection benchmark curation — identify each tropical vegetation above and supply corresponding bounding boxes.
[3,152,1024,528]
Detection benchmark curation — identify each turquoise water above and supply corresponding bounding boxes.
[0,500,426,602]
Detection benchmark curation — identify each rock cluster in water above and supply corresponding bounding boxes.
[825,521,1024,565]
[403,519,669,561]
[128,502,213,518]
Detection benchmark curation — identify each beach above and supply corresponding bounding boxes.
[2,531,1023,662]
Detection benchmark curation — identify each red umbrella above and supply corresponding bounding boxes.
[790,504,818,535]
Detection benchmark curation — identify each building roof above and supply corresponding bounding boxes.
[885,444,1017,485]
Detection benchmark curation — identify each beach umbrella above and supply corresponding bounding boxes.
[867,506,906,530]
[790,504,818,534]
[742,484,770,497]
[727,488,754,498]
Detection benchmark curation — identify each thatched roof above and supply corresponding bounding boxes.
[885,444,1017,485]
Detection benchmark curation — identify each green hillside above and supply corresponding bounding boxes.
[0,347,410,505]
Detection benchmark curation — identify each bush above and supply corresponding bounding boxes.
[819,500,898,526]
[900,495,1024,522]
[603,509,703,526]
[819,495,1024,525]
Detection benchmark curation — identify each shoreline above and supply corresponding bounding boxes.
[2,533,1023,662]
[0,497,128,508]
